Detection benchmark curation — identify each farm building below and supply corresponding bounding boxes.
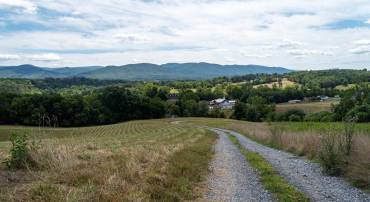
[318,95,329,101]
[209,98,236,109]
[288,99,302,104]
[167,93,179,101]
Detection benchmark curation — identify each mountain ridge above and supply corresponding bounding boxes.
[0,63,292,80]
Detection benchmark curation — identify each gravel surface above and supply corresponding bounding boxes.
[215,128,370,202]
[205,129,273,202]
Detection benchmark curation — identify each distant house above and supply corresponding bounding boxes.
[209,98,236,109]
[288,99,302,104]
[318,95,329,101]
[167,93,179,101]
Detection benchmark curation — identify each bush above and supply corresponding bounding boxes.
[285,109,305,121]
[304,111,335,122]
[208,108,225,118]
[318,132,346,175]
[342,121,355,156]
[346,103,370,122]
[3,133,36,169]
[288,114,302,122]
[267,109,305,122]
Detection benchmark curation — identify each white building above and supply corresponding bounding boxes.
[209,98,236,109]
[288,99,302,104]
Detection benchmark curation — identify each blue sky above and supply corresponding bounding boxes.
[0,0,370,70]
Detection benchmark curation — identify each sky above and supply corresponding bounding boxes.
[0,0,370,70]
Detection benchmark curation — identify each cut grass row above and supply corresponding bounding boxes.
[0,119,216,201]
[147,132,216,201]
[228,135,309,202]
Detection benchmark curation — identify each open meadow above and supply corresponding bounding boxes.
[0,119,215,201]
[275,100,338,114]
[1,118,369,201]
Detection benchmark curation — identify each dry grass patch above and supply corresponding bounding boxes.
[0,119,216,201]
[276,101,337,114]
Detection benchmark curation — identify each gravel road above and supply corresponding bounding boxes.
[205,129,273,202]
[215,128,370,202]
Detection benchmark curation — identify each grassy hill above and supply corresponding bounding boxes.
[1,118,369,200]
[0,119,215,201]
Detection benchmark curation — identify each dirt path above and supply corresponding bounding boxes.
[204,129,273,202]
[214,128,370,202]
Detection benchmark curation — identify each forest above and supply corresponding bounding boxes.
[0,69,369,127]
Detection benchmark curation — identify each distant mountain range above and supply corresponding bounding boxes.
[0,63,292,80]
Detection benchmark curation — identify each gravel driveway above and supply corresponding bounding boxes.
[205,129,273,202]
[215,128,370,202]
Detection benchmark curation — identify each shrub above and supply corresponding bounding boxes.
[208,108,225,118]
[3,133,36,169]
[318,132,345,176]
[285,109,305,121]
[342,121,355,156]
[288,114,302,122]
[304,111,335,122]
[346,103,370,122]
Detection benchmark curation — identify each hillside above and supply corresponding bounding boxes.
[82,63,292,80]
[0,65,63,79]
[253,78,300,89]
[43,66,103,76]
[0,63,292,80]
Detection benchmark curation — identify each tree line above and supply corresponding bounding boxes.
[0,69,369,126]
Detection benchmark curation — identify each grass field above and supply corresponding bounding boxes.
[1,118,369,200]
[253,78,300,89]
[276,100,338,114]
[0,119,216,201]
[335,83,369,91]
[273,122,370,134]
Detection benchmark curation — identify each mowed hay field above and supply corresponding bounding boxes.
[253,78,300,89]
[276,100,338,114]
[0,119,216,202]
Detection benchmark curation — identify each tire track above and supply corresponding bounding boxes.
[216,128,370,202]
[205,129,273,202]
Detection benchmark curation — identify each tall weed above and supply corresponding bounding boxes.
[318,132,345,175]
[269,126,283,148]
[342,121,355,156]
[3,133,37,169]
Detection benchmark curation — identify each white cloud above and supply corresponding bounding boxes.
[278,39,305,49]
[350,46,370,55]
[241,52,272,58]
[0,0,37,14]
[287,49,334,56]
[366,18,370,24]
[0,0,370,69]
[26,53,62,62]
[353,39,370,45]
[113,33,149,44]
[58,17,92,29]
[0,54,21,60]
